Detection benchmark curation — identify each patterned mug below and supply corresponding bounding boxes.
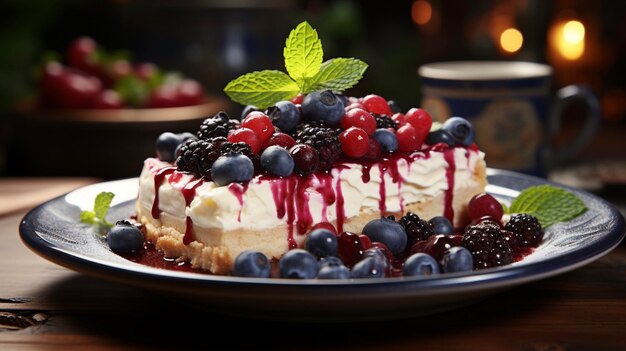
[418,61,600,176]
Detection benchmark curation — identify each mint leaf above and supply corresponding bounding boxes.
[304,58,367,93]
[115,75,149,107]
[80,210,96,224]
[94,192,115,221]
[224,70,300,109]
[507,185,587,228]
[284,21,323,85]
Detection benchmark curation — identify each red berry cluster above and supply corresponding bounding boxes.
[39,37,204,109]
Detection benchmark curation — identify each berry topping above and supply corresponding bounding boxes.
[345,102,366,111]
[404,108,433,139]
[351,256,386,278]
[267,100,301,133]
[106,222,144,254]
[197,112,240,141]
[337,231,366,267]
[372,128,399,153]
[293,122,340,171]
[227,128,262,154]
[260,145,295,177]
[289,144,319,175]
[176,139,220,179]
[361,217,408,256]
[387,100,401,114]
[290,93,304,105]
[403,253,440,276]
[442,117,475,147]
[504,214,544,247]
[232,250,271,278]
[428,216,454,236]
[391,113,406,126]
[399,212,435,248]
[241,105,259,120]
[412,234,459,261]
[468,193,504,222]
[262,132,297,150]
[396,124,424,153]
[279,249,318,279]
[301,90,345,126]
[362,94,392,115]
[426,129,456,147]
[242,111,274,143]
[362,138,382,161]
[463,224,512,269]
[339,127,370,158]
[340,108,377,135]
[155,132,183,162]
[311,222,337,234]
[440,247,474,273]
[374,114,399,130]
[92,90,124,109]
[317,263,350,279]
[305,228,338,258]
[210,154,255,186]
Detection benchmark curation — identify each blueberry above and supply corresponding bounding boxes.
[442,117,475,146]
[441,246,474,273]
[301,90,345,126]
[260,145,295,177]
[372,128,399,152]
[428,216,454,235]
[335,92,348,107]
[350,257,386,278]
[155,132,183,162]
[279,249,318,279]
[241,105,259,120]
[426,129,456,147]
[403,253,440,277]
[388,100,401,114]
[305,228,338,258]
[178,132,196,142]
[362,248,389,268]
[106,222,144,254]
[267,101,301,133]
[361,217,408,256]
[210,154,254,186]
[318,264,350,279]
[232,250,270,278]
[318,256,344,268]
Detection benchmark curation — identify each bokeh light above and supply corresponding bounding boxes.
[500,28,523,53]
[551,20,585,60]
[412,0,432,25]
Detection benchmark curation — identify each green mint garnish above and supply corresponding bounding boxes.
[224,21,368,109]
[80,191,115,230]
[506,185,587,228]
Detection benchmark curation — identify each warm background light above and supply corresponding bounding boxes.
[551,20,585,60]
[564,20,585,43]
[500,28,523,53]
[411,0,432,25]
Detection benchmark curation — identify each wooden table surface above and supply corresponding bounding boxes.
[1,178,625,351]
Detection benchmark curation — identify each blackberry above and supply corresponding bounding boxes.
[462,223,512,269]
[197,111,240,140]
[293,122,341,171]
[504,214,544,247]
[399,212,435,248]
[375,115,399,130]
[176,139,220,179]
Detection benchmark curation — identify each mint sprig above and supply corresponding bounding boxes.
[80,192,115,230]
[506,185,587,228]
[224,21,368,109]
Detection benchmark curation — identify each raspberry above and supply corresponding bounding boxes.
[176,139,220,179]
[362,94,392,115]
[504,214,544,247]
[293,122,341,171]
[396,124,424,153]
[375,114,399,130]
[242,111,274,143]
[339,127,370,158]
[404,108,432,140]
[340,108,377,135]
[399,212,435,248]
[197,112,240,140]
[227,128,262,154]
[462,223,512,269]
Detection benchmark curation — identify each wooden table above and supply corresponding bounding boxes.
[1,178,625,350]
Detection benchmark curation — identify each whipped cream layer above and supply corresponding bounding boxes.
[138,147,484,242]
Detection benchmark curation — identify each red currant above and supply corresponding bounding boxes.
[468,193,503,221]
[242,111,274,143]
[363,138,382,161]
[345,102,366,111]
[92,90,124,109]
[340,108,377,135]
[405,108,432,141]
[391,113,406,126]
[290,93,304,105]
[340,127,370,158]
[396,124,424,153]
[228,128,262,154]
[362,94,392,115]
[176,79,204,106]
[262,132,296,150]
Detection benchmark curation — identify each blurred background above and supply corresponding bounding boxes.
[0,0,625,192]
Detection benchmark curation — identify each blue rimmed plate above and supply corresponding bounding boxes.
[19,169,625,321]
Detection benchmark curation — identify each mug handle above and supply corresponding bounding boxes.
[546,85,601,167]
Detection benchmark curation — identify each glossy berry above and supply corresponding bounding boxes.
[241,105,259,120]
[336,92,348,107]
[106,222,144,254]
[305,228,338,258]
[311,222,337,234]
[227,128,262,154]
[399,212,435,248]
[411,234,458,261]
[337,231,366,267]
[178,132,196,143]
[388,100,401,114]
[351,257,386,278]
[375,115,399,130]
[340,127,370,158]
[318,264,350,279]
[362,138,382,161]
[404,108,433,139]
[428,216,454,236]
[345,102,366,111]
[362,247,390,273]
[463,224,512,269]
[504,214,544,247]
[372,128,399,153]
[361,217,408,256]
[92,90,123,109]
[468,193,504,222]
[340,108,377,135]
[301,90,345,126]
[260,145,294,177]
[279,249,318,279]
[155,132,182,162]
[210,154,254,186]
[391,113,406,126]
[263,132,296,150]
[267,101,301,133]
[426,129,456,147]
[403,253,440,276]
[443,117,475,147]
[441,246,474,273]
[362,94,392,115]
[242,112,274,143]
[289,144,319,175]
[232,250,271,278]
[396,124,424,153]
[290,93,304,105]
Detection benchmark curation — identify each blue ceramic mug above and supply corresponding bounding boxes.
[418,61,601,176]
